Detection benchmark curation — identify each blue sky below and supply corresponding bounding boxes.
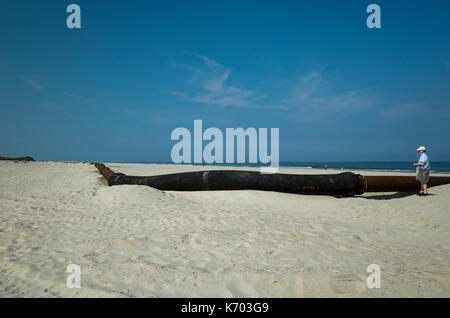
[1,0,449,162]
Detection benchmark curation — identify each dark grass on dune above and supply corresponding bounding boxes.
[0,156,35,162]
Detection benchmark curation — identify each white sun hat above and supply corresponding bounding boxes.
[416,146,426,151]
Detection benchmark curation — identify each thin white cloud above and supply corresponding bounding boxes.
[20,75,97,106]
[173,56,378,112]
[193,53,224,69]
[20,76,44,91]
[283,72,378,113]
[173,55,384,113]
[172,54,287,110]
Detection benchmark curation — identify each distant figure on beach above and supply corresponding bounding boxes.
[413,146,430,196]
[324,165,328,170]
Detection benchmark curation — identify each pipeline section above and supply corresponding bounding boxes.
[92,163,450,196]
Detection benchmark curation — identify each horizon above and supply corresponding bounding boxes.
[1,0,449,163]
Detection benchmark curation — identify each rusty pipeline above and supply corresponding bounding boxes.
[362,175,450,193]
[93,163,115,182]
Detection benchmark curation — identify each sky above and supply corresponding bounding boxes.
[1,0,449,163]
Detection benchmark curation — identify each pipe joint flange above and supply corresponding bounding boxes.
[356,174,367,195]
[108,173,125,186]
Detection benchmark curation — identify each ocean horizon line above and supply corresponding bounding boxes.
[121,161,450,173]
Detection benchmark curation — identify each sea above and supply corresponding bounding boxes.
[276,162,450,173]
[159,161,450,173]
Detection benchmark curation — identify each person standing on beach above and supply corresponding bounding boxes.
[413,146,430,196]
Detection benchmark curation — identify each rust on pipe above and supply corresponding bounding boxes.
[93,162,115,182]
[99,167,115,181]
[363,175,450,193]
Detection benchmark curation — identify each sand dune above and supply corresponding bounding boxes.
[0,161,449,297]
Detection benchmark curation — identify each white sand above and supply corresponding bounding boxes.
[0,161,449,297]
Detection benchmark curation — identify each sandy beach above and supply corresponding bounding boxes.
[0,161,449,297]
